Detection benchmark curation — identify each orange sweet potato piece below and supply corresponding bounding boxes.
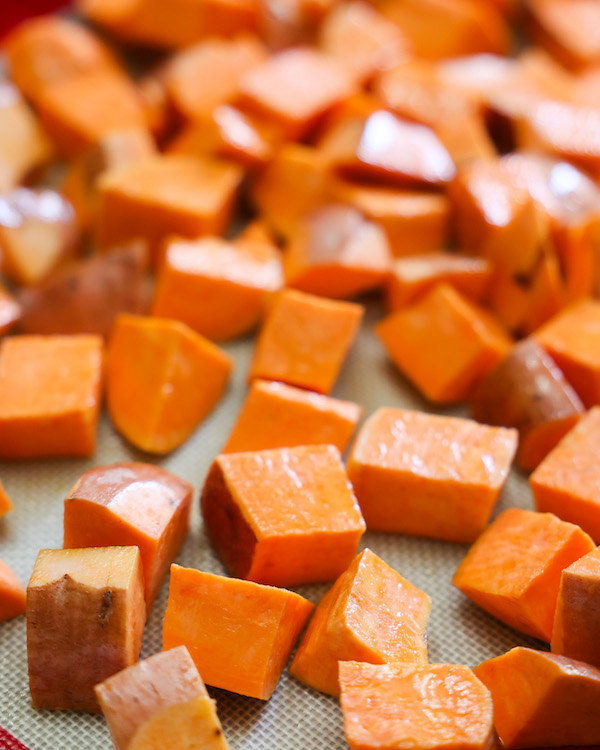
[107,314,232,454]
[386,252,492,310]
[284,204,392,299]
[96,155,243,265]
[202,444,365,586]
[249,289,363,394]
[64,462,193,610]
[0,188,79,287]
[530,407,600,540]
[152,237,283,341]
[376,283,512,405]
[18,243,148,337]
[162,566,313,700]
[0,82,53,192]
[0,285,21,337]
[474,647,600,748]
[0,559,26,622]
[347,408,517,543]
[164,37,267,122]
[222,379,362,453]
[238,47,357,139]
[95,646,229,750]
[453,508,595,641]
[473,339,584,472]
[27,546,145,713]
[339,661,494,750]
[0,481,14,519]
[290,548,431,696]
[0,334,103,459]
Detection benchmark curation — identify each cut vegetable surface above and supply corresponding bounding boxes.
[0,559,26,623]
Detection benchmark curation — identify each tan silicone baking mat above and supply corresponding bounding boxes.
[0,299,542,749]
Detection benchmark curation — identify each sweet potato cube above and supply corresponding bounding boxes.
[453,508,595,641]
[535,300,600,407]
[238,47,356,140]
[386,252,492,310]
[249,289,363,394]
[339,661,494,750]
[0,335,104,459]
[347,408,517,542]
[107,314,232,454]
[0,560,26,622]
[95,646,229,750]
[376,284,511,404]
[0,481,13,519]
[222,379,362,454]
[473,340,584,472]
[530,407,600,540]
[162,566,314,700]
[152,237,283,341]
[0,285,21,337]
[474,647,600,748]
[27,546,145,712]
[284,204,392,299]
[96,155,243,265]
[0,188,78,287]
[64,462,193,610]
[202,444,365,586]
[290,548,431,696]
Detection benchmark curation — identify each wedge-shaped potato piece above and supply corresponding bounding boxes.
[64,462,193,610]
[162,566,313,700]
[290,549,431,696]
[474,647,600,748]
[27,547,145,713]
[0,559,26,622]
[0,285,20,337]
[526,0,600,70]
[96,646,229,750]
[0,481,13,519]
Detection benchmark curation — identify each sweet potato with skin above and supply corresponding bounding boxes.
[95,647,229,750]
[0,285,21,337]
[222,379,362,454]
[0,335,104,459]
[290,549,431,696]
[202,444,365,586]
[347,408,517,543]
[474,647,600,748]
[339,661,494,750]
[162,566,314,700]
[64,462,193,610]
[18,243,149,337]
[107,314,232,454]
[453,508,595,641]
[27,547,145,713]
[0,481,13,519]
[472,339,584,471]
[0,560,26,622]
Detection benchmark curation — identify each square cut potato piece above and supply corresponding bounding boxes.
[27,546,145,713]
[347,408,517,543]
[202,444,366,586]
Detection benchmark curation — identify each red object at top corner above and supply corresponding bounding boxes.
[0,0,72,39]
[0,727,30,750]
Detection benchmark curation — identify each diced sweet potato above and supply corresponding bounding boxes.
[107,314,232,454]
[290,549,431,696]
[249,289,363,394]
[376,284,511,404]
[530,407,600,540]
[0,285,21,337]
[27,547,145,713]
[95,155,243,265]
[64,462,193,610]
[0,335,104,459]
[162,566,313,700]
[201,444,365,586]
[0,559,26,622]
[0,481,13,519]
[472,339,584,471]
[18,243,149,337]
[222,379,362,454]
[474,647,600,748]
[347,408,517,542]
[453,508,595,641]
[0,188,78,287]
[152,237,283,341]
[95,646,229,750]
[339,661,494,750]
